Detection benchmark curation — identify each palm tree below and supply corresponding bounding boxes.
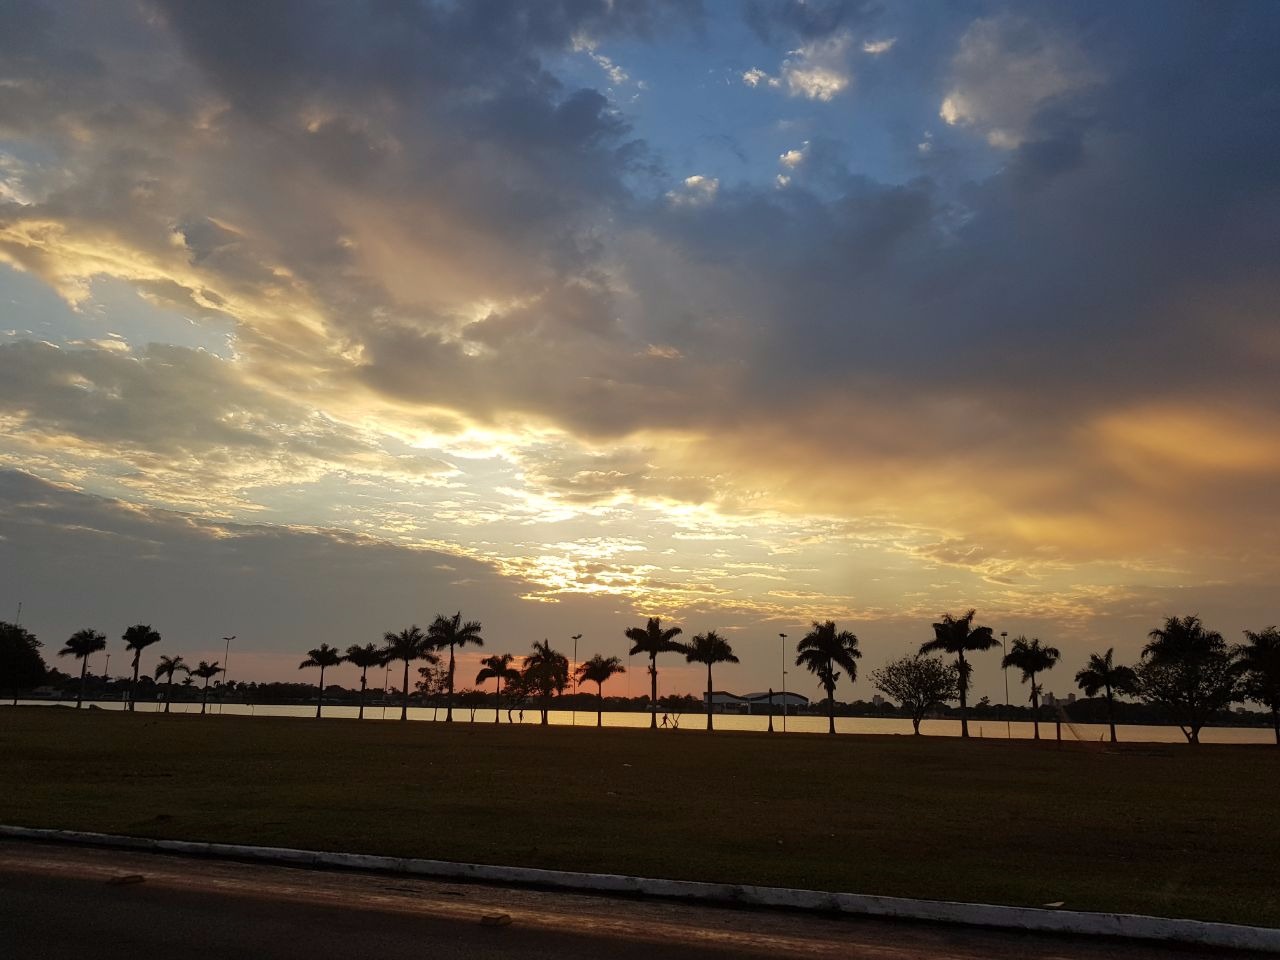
[476,653,519,723]
[427,612,485,722]
[684,631,740,731]
[919,609,999,738]
[299,643,344,718]
[153,654,189,714]
[1001,636,1061,740]
[522,639,569,725]
[1241,627,1280,745]
[58,629,106,709]
[382,626,435,721]
[190,660,221,715]
[795,621,861,734]
[575,654,625,727]
[122,623,161,712]
[1074,647,1139,743]
[345,643,385,720]
[625,617,684,729]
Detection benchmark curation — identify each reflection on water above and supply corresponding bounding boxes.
[12,699,1276,744]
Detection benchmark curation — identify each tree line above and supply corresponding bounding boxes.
[2,611,1277,744]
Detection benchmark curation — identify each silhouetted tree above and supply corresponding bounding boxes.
[1,622,45,702]
[575,654,625,727]
[919,610,998,738]
[476,653,519,724]
[522,639,569,725]
[122,624,161,712]
[625,617,684,729]
[796,621,861,734]
[459,688,488,721]
[153,654,189,714]
[383,626,435,721]
[416,661,449,719]
[1074,648,1139,743]
[1137,615,1243,744]
[59,629,106,710]
[1241,626,1280,745]
[299,643,344,718]
[428,612,484,722]
[190,660,221,715]
[870,654,959,734]
[1001,636,1061,740]
[344,643,385,720]
[683,631,739,731]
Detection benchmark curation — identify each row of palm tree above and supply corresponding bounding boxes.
[50,611,1280,743]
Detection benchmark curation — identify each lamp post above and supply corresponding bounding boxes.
[103,653,111,703]
[220,636,235,715]
[779,633,788,733]
[571,634,582,726]
[1000,631,1011,739]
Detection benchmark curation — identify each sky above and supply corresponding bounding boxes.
[2,0,1279,703]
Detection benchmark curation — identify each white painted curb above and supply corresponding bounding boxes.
[2,825,1277,953]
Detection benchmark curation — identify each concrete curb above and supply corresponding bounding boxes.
[3,824,1276,953]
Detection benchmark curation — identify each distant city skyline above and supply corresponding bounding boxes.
[3,2,1279,699]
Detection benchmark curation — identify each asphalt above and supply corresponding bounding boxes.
[0,840,1267,960]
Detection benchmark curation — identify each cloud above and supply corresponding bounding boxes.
[939,14,1099,148]
[665,174,719,207]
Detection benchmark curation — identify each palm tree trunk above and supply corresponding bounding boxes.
[827,681,836,734]
[1106,687,1117,743]
[957,652,969,738]
[597,682,604,727]
[129,654,140,712]
[649,655,658,729]
[358,668,367,720]
[201,677,210,715]
[446,643,455,722]
[706,663,714,732]
[316,664,325,719]
[77,658,87,709]
[541,692,549,725]
[1272,707,1279,746]
[164,675,173,714]
[494,678,501,724]
[1031,673,1040,740]
[401,659,410,721]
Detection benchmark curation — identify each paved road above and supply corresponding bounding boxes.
[0,841,1262,959]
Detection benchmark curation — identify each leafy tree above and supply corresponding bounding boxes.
[1001,636,1061,740]
[59,629,106,709]
[625,617,684,729]
[476,653,519,724]
[1241,627,1280,745]
[796,621,861,734]
[382,626,435,721]
[919,610,999,738]
[1,622,46,701]
[344,643,386,720]
[575,654,625,727]
[522,639,569,725]
[416,660,450,719]
[153,654,189,714]
[683,631,739,731]
[299,643,344,718]
[458,688,489,721]
[870,654,958,734]
[427,612,484,722]
[1137,615,1243,744]
[1074,648,1139,743]
[190,660,221,715]
[122,624,161,712]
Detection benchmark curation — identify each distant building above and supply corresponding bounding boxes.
[1042,691,1076,707]
[702,690,811,714]
[871,694,886,707]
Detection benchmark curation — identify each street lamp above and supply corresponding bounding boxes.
[571,634,582,726]
[221,636,235,716]
[779,633,788,733]
[1000,631,1011,739]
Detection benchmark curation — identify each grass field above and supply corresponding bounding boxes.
[2,707,1277,926]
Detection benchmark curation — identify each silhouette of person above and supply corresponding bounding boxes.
[660,713,670,728]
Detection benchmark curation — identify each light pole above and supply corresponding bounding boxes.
[103,653,111,703]
[779,633,788,733]
[571,634,582,726]
[1000,631,1011,739]
[220,636,235,715]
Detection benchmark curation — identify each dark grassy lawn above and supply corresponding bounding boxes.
[2,707,1277,926]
